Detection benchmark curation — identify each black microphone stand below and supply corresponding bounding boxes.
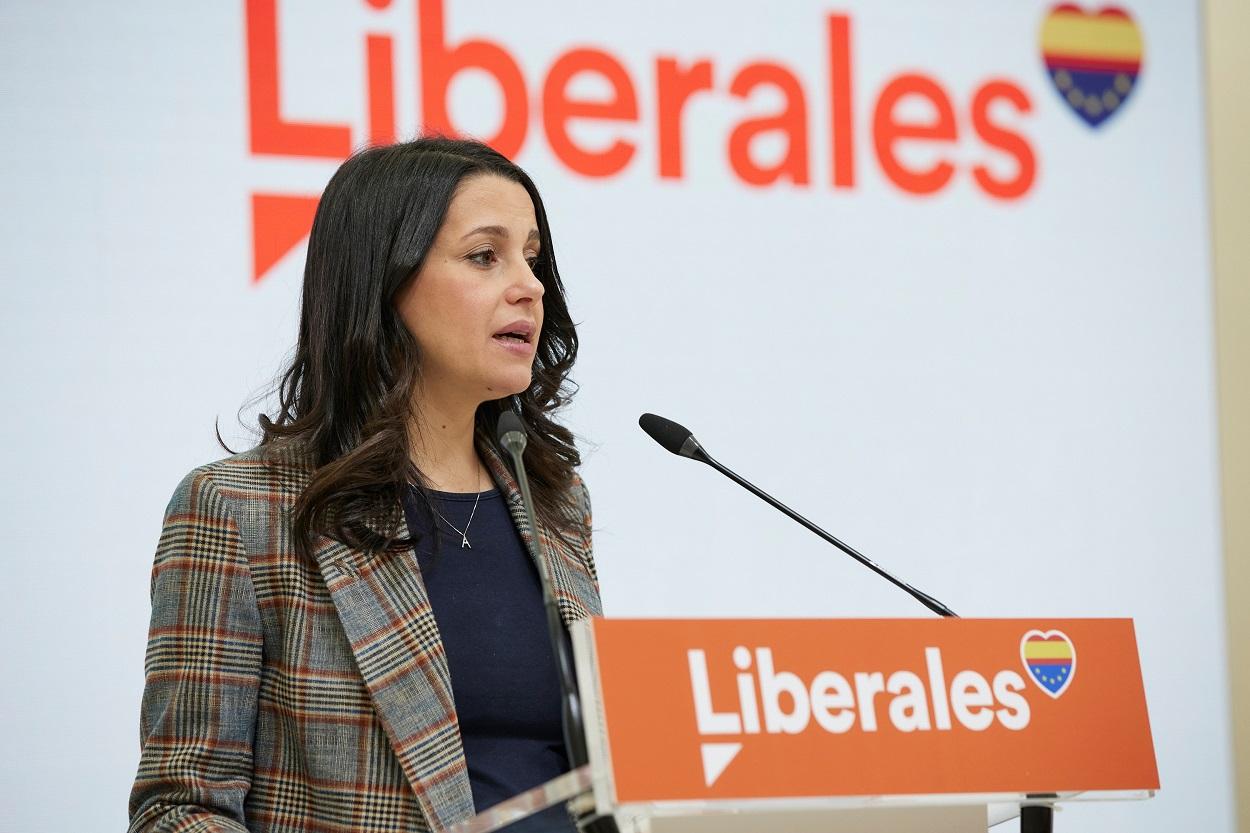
[497,411,619,833]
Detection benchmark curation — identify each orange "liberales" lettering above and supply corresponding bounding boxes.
[244,0,1038,279]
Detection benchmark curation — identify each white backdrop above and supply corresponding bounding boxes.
[0,1,1232,831]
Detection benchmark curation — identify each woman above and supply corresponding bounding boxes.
[129,137,601,833]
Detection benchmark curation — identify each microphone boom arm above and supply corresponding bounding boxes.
[655,420,957,619]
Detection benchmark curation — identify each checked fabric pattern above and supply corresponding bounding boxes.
[129,439,602,833]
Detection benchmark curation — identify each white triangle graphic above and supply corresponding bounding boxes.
[700,742,743,787]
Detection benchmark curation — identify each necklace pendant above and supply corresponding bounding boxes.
[461,535,471,549]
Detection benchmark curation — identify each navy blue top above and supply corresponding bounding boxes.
[401,484,574,832]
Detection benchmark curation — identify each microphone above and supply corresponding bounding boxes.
[495,410,592,769]
[638,412,958,618]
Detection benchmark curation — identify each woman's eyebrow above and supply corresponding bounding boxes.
[459,225,541,243]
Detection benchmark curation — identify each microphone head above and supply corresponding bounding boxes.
[496,409,527,454]
[639,413,705,460]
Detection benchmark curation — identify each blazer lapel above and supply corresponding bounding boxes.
[313,526,475,831]
[481,444,603,622]
[296,439,600,831]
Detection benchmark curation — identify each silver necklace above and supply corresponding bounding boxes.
[429,467,483,549]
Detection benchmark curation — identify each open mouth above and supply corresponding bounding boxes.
[493,322,535,345]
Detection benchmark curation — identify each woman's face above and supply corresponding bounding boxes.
[396,174,546,410]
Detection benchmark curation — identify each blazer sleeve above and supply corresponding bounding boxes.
[129,467,263,833]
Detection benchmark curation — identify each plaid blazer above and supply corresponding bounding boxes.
[129,440,602,833]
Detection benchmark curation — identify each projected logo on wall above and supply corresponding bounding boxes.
[243,0,1135,283]
[1040,4,1144,128]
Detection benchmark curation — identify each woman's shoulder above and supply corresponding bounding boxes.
[567,470,591,518]
[556,470,593,546]
[560,470,598,585]
[165,440,315,517]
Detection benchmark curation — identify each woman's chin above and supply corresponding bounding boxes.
[485,372,534,400]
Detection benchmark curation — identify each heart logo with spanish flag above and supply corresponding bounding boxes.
[1040,4,1144,128]
[1021,629,1077,698]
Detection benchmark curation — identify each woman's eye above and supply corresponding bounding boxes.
[526,256,539,270]
[468,249,497,266]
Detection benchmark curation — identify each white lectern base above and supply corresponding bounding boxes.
[615,804,987,833]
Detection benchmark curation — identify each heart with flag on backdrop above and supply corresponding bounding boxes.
[1039,4,1144,128]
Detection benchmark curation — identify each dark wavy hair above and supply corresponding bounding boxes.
[251,136,581,560]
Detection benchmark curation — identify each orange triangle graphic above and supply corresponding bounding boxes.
[251,192,321,282]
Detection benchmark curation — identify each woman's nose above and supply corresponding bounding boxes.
[509,261,545,302]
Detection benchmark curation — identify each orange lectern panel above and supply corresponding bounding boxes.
[589,618,1158,803]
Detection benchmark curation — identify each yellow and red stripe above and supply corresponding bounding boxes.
[1040,5,1143,74]
[1024,637,1074,664]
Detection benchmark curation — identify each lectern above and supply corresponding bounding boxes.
[449,618,1158,833]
